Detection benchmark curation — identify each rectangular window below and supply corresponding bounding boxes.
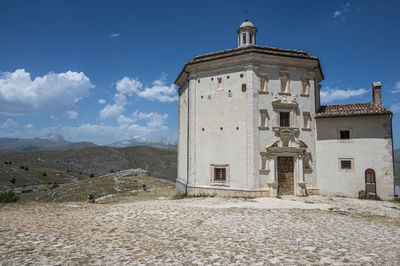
[214,168,226,181]
[242,83,247,92]
[340,160,352,170]
[242,33,246,44]
[339,130,350,139]
[280,112,290,127]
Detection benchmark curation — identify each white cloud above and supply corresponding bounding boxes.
[332,2,351,23]
[138,74,178,102]
[116,77,143,96]
[115,74,177,102]
[0,119,18,131]
[320,87,368,104]
[98,99,106,104]
[132,111,168,127]
[99,93,127,120]
[391,103,400,113]
[391,82,400,94]
[109,33,120,38]
[117,114,135,124]
[333,11,341,18]
[0,69,94,115]
[24,123,34,129]
[65,110,78,120]
[99,104,124,120]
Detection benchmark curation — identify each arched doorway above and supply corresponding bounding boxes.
[365,169,376,196]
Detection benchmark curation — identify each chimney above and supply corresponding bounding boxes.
[372,81,382,105]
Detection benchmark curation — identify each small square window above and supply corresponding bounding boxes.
[242,84,246,92]
[214,168,226,181]
[240,74,244,78]
[211,77,214,81]
[198,79,200,83]
[227,76,230,79]
[340,130,350,139]
[340,160,352,170]
[280,112,290,127]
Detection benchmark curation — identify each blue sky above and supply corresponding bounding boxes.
[0,0,399,147]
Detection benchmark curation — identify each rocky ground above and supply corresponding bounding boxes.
[0,196,399,265]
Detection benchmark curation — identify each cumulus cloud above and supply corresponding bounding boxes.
[117,114,135,124]
[391,103,400,113]
[99,93,127,120]
[65,110,78,120]
[116,77,143,96]
[115,74,177,102]
[320,87,368,104]
[132,111,168,127]
[109,33,120,38]
[0,69,94,115]
[391,82,400,94]
[98,99,106,104]
[24,123,34,129]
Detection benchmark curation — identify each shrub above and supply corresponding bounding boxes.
[43,172,47,176]
[110,169,114,173]
[89,173,94,178]
[9,177,16,184]
[25,167,29,171]
[20,165,25,169]
[0,191,20,203]
[8,161,12,165]
[51,183,59,189]
[4,161,8,165]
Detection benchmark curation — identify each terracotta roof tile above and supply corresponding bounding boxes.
[315,103,392,118]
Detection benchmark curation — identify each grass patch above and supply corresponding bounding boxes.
[171,194,186,200]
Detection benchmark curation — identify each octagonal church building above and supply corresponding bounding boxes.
[175,20,395,200]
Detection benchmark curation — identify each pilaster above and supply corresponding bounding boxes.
[188,74,197,187]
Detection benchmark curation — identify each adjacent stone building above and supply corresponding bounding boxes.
[175,20,395,200]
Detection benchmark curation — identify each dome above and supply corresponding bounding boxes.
[240,20,255,28]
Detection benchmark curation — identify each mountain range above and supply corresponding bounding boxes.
[107,137,177,148]
[0,134,177,151]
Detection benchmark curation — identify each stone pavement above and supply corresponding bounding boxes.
[0,196,399,265]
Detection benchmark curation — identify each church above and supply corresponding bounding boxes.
[175,20,395,200]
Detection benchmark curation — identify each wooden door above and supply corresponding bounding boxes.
[277,157,294,195]
[365,169,376,195]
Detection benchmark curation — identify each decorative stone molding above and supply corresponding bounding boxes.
[271,95,298,108]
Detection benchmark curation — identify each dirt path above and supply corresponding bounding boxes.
[0,197,399,265]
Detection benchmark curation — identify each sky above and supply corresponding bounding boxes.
[0,0,399,147]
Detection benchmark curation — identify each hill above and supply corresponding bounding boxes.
[0,145,177,192]
[0,137,96,151]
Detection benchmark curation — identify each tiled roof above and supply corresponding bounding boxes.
[315,103,393,118]
[186,45,317,65]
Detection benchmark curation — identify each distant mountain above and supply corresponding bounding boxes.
[38,133,65,142]
[0,136,96,151]
[108,137,177,149]
[394,149,400,163]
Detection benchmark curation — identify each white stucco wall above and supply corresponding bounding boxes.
[177,84,188,193]
[193,69,248,190]
[316,115,394,200]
